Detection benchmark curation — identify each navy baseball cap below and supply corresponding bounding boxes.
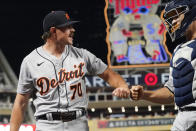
[43,11,79,32]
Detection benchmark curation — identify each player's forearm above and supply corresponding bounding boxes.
[10,102,26,131]
[10,94,30,131]
[141,88,174,104]
[108,73,128,88]
[99,68,128,88]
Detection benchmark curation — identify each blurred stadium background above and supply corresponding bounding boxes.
[0,0,176,131]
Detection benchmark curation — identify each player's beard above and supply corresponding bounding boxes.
[67,37,74,45]
[58,34,74,46]
[64,32,74,45]
[68,32,74,45]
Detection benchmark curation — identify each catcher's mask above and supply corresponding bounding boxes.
[162,0,196,42]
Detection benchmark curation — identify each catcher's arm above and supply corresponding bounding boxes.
[131,85,174,104]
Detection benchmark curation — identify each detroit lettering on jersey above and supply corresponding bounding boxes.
[36,63,84,95]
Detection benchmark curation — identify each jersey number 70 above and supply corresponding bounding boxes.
[70,82,83,100]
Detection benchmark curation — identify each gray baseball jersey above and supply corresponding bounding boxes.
[17,45,107,117]
[164,39,196,130]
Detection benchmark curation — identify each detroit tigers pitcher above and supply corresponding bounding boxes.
[10,10,130,131]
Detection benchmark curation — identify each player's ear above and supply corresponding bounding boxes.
[49,27,57,39]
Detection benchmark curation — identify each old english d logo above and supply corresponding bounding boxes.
[65,13,70,20]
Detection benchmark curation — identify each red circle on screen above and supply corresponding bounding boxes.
[144,73,158,86]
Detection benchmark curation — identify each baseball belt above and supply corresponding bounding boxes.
[36,110,86,122]
[179,106,196,112]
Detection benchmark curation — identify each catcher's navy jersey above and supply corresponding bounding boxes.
[17,45,107,116]
[165,39,196,107]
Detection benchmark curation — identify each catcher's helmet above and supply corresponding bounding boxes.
[162,0,196,42]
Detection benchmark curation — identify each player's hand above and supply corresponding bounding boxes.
[112,87,130,98]
[130,85,144,100]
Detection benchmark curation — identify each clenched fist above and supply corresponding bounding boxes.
[130,85,144,100]
[112,87,130,98]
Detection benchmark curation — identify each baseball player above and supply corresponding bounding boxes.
[113,0,196,130]
[10,10,130,131]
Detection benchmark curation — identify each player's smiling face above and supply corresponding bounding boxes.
[56,25,75,45]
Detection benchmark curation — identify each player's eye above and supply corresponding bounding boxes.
[164,5,188,20]
[164,9,177,19]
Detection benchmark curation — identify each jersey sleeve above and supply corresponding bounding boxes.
[17,58,34,94]
[82,49,107,75]
[164,67,174,93]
